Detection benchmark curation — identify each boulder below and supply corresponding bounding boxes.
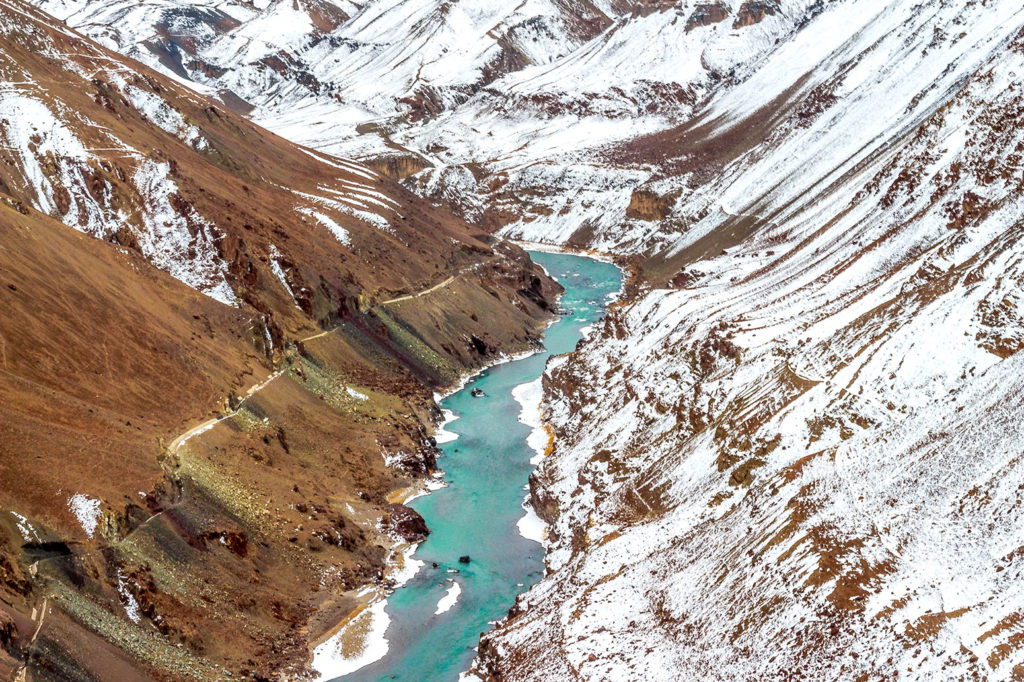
[383,503,429,542]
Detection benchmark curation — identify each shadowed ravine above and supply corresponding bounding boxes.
[337,252,621,681]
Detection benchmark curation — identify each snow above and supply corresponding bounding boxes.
[110,74,208,149]
[132,160,237,305]
[511,377,546,464]
[10,511,41,543]
[389,542,424,587]
[434,580,461,615]
[117,570,142,623]
[67,493,101,538]
[346,387,369,401]
[0,39,238,307]
[515,504,546,545]
[268,244,299,307]
[434,408,460,444]
[297,207,352,247]
[471,1,1024,677]
[0,88,94,216]
[31,0,809,246]
[311,595,390,680]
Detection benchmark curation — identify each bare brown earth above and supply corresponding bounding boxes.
[0,2,561,679]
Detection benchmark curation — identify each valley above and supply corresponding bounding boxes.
[2,0,1024,679]
[318,251,620,681]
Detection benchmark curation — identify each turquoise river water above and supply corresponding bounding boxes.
[336,252,621,681]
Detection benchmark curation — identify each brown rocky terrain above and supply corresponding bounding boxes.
[0,1,559,678]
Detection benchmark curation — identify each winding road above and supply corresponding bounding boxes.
[171,263,482,458]
[379,274,457,305]
[376,261,484,306]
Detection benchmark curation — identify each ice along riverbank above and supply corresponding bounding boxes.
[332,251,622,681]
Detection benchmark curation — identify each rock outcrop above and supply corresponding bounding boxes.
[383,504,430,543]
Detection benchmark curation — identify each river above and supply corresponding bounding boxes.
[335,251,622,681]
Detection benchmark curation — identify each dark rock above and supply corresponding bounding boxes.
[685,2,731,32]
[733,1,779,28]
[383,503,429,542]
[459,555,471,564]
[0,607,16,647]
[469,334,489,355]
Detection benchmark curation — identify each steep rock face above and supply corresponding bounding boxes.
[624,188,676,221]
[382,503,430,543]
[471,1,1024,679]
[0,1,560,679]
[685,2,730,32]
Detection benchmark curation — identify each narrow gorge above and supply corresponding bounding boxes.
[2,0,1024,680]
[314,251,620,680]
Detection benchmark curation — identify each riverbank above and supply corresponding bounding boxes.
[509,240,621,265]
[310,312,561,680]
[317,251,620,681]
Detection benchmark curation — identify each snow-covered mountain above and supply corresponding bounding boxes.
[13,0,1024,678]
[34,0,810,237]
[469,1,1024,679]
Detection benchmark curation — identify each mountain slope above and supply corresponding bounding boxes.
[32,0,810,233]
[11,0,1024,679]
[0,1,560,678]
[469,1,1024,679]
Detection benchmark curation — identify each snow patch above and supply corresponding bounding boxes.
[268,244,299,307]
[117,570,142,623]
[10,511,41,543]
[389,542,424,587]
[132,160,236,305]
[516,503,547,545]
[346,386,369,401]
[512,377,547,463]
[117,78,207,149]
[298,206,352,246]
[67,493,101,538]
[434,408,460,444]
[434,580,462,615]
[311,595,390,680]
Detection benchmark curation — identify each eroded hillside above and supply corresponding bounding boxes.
[0,0,559,678]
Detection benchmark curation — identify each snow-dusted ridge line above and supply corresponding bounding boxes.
[30,0,811,243]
